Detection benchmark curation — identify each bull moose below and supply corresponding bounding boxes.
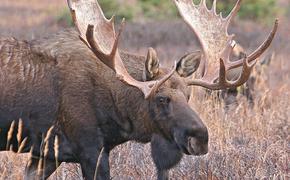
[221,43,276,108]
[0,0,278,179]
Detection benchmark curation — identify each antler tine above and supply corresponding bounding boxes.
[227,19,278,70]
[248,19,278,60]
[187,55,255,90]
[201,0,206,7]
[85,19,125,69]
[226,0,242,25]
[174,0,278,90]
[211,0,217,14]
[221,56,256,88]
[218,58,227,86]
[68,0,176,99]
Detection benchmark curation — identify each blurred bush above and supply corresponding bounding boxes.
[57,0,280,25]
[138,0,177,20]
[217,0,279,24]
[98,0,136,21]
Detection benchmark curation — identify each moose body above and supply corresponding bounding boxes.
[0,29,208,179]
[0,38,59,152]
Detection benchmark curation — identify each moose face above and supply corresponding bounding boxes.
[144,49,208,156]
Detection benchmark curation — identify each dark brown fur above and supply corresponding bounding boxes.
[0,28,208,180]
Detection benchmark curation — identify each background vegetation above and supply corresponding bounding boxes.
[58,0,281,25]
[217,0,280,23]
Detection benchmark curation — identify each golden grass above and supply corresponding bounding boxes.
[0,0,65,29]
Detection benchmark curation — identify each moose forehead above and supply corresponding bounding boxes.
[155,68,190,97]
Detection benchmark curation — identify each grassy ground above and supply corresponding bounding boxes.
[0,0,289,179]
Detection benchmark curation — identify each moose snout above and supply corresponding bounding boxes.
[187,125,209,145]
[172,104,209,156]
[186,126,209,156]
[173,121,209,156]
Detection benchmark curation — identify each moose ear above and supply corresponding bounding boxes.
[176,51,202,78]
[143,48,160,80]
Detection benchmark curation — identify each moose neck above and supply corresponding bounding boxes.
[112,52,156,143]
[30,28,156,143]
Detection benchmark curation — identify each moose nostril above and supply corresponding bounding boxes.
[189,127,208,144]
[157,96,170,104]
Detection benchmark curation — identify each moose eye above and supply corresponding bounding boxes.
[157,96,170,105]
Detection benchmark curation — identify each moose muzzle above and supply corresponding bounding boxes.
[173,107,209,156]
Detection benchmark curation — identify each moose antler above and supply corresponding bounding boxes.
[67,0,176,99]
[174,0,278,90]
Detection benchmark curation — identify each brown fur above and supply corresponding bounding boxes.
[0,28,208,180]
